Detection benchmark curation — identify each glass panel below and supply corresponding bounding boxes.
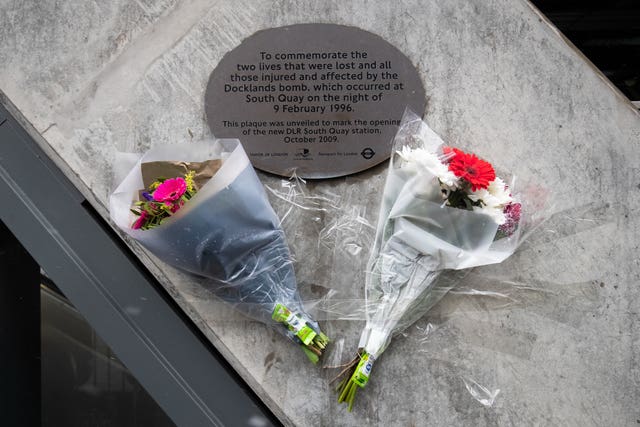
[41,282,176,427]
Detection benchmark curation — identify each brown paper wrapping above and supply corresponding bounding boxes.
[139,160,222,197]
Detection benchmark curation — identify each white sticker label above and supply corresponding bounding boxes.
[360,355,375,378]
[286,313,304,333]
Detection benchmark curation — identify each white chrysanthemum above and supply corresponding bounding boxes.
[469,177,512,225]
[468,177,512,209]
[486,177,512,205]
[473,205,507,225]
[397,147,459,187]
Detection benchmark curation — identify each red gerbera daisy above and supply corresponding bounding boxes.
[447,148,496,191]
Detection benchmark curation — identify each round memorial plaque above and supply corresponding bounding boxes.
[205,24,426,178]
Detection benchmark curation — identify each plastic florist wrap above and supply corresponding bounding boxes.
[335,111,536,409]
[109,139,329,362]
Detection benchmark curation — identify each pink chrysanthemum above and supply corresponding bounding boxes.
[132,210,148,230]
[498,202,521,236]
[152,177,187,202]
[170,199,185,213]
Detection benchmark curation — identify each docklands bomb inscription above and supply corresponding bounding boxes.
[206,24,426,178]
[230,50,402,117]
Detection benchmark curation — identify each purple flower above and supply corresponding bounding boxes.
[498,202,521,236]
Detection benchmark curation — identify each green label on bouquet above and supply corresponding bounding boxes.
[295,325,316,346]
[272,303,291,323]
[205,23,426,179]
[272,304,317,345]
[353,353,375,388]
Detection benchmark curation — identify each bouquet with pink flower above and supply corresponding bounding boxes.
[335,111,536,409]
[131,174,196,230]
[110,139,329,362]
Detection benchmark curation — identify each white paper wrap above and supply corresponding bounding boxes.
[359,111,526,358]
[109,139,322,342]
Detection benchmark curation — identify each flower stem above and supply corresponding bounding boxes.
[334,350,374,411]
[272,303,330,364]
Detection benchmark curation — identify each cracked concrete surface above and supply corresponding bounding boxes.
[1,0,639,425]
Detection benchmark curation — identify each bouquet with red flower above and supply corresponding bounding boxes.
[335,111,531,409]
[110,139,329,362]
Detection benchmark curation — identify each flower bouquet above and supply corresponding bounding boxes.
[110,139,329,362]
[335,111,533,409]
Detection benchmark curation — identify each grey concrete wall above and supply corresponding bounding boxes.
[1,0,639,425]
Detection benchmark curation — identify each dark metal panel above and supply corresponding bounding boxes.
[0,221,40,427]
[531,0,640,100]
[0,101,278,427]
